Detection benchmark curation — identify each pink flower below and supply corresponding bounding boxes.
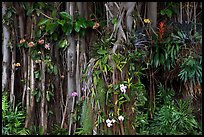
[28,41,34,47]
[71,91,78,97]
[38,39,44,45]
[45,43,50,50]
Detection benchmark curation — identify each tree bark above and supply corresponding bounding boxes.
[2,2,10,92]
[125,2,136,33]
[147,2,157,28]
[66,2,76,134]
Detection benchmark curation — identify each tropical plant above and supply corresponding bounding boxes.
[2,92,30,135]
[149,85,202,135]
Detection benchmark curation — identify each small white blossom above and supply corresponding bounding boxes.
[106,119,112,124]
[120,84,127,93]
[111,119,116,123]
[118,115,124,121]
[107,122,113,127]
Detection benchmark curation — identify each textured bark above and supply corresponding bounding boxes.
[2,2,10,92]
[40,50,47,134]
[66,2,76,134]
[125,2,136,33]
[147,2,157,28]
[10,2,18,110]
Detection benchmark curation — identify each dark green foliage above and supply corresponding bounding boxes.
[178,55,202,85]
[149,85,202,135]
[2,92,30,135]
[49,124,68,135]
[75,100,93,135]
[96,79,106,109]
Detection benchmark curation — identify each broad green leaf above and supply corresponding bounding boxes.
[51,10,57,18]
[49,22,59,34]
[74,22,81,32]
[85,20,94,28]
[97,49,107,55]
[57,19,66,26]
[36,91,41,103]
[26,8,34,16]
[58,39,67,48]
[35,29,41,38]
[38,18,50,26]
[59,12,71,20]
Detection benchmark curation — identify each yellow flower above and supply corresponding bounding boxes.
[144,18,151,24]
[15,63,21,67]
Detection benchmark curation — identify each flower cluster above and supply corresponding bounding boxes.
[106,118,116,127]
[144,18,151,24]
[120,84,127,94]
[15,63,21,67]
[35,59,42,64]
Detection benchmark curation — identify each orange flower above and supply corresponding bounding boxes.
[28,41,35,47]
[93,22,100,29]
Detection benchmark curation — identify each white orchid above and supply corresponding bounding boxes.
[118,115,124,121]
[120,84,127,93]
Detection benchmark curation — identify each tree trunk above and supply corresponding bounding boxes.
[2,2,10,92]
[125,2,136,33]
[66,2,76,134]
[10,2,18,110]
[147,2,157,28]
[40,50,47,134]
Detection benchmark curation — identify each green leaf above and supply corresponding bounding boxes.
[26,8,34,16]
[85,20,94,28]
[57,19,66,26]
[38,18,50,26]
[49,22,59,34]
[51,10,57,18]
[123,94,130,101]
[34,71,40,79]
[36,91,41,103]
[62,23,73,36]
[74,22,81,32]
[58,39,67,48]
[97,49,107,55]
[46,91,50,102]
[35,29,41,38]
[59,12,71,20]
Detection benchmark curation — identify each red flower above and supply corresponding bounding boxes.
[158,21,165,42]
